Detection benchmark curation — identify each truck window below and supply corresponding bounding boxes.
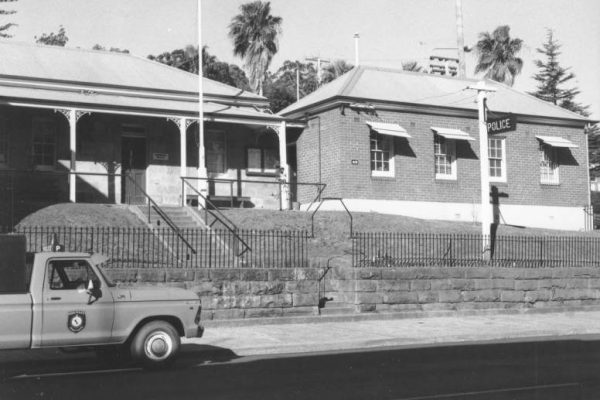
[47,260,99,290]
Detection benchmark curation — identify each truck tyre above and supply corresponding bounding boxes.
[130,321,180,368]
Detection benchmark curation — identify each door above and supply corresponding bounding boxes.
[121,136,147,204]
[41,259,115,347]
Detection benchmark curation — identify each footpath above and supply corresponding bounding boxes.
[184,309,600,356]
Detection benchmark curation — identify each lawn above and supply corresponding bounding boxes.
[12,204,600,266]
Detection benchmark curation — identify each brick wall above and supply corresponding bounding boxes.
[295,106,589,208]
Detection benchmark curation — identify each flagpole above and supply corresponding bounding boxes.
[197,0,207,207]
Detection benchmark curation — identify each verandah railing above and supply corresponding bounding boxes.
[353,232,600,268]
[2,226,309,269]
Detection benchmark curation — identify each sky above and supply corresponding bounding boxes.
[3,0,599,118]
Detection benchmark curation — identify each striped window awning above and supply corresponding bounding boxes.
[431,127,475,141]
[366,121,411,138]
[535,135,578,148]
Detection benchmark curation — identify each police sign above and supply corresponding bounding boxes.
[486,115,517,134]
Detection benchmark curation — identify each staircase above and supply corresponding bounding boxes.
[133,204,242,267]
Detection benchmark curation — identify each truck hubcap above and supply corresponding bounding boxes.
[145,332,173,361]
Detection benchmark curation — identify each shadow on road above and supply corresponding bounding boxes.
[2,339,600,399]
[0,343,238,381]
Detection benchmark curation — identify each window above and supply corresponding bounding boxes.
[370,132,394,177]
[488,138,506,182]
[247,147,278,175]
[32,118,57,169]
[47,260,99,290]
[540,144,559,185]
[434,135,456,180]
[206,131,226,174]
[0,118,7,167]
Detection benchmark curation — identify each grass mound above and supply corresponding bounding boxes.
[16,203,146,228]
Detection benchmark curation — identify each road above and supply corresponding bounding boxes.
[1,339,600,400]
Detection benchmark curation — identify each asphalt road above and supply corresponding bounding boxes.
[2,339,600,400]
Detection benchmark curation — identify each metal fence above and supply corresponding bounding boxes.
[353,232,600,268]
[2,226,309,269]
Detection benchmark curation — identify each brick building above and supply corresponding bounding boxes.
[280,66,593,231]
[0,41,293,225]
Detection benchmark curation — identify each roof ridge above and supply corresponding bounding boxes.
[339,67,364,96]
[0,39,139,58]
[487,78,590,121]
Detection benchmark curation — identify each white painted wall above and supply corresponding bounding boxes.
[302,198,588,231]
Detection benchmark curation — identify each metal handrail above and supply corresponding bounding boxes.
[180,177,251,257]
[310,197,353,238]
[124,173,196,255]
[181,175,327,210]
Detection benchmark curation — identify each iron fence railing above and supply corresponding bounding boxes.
[2,226,309,269]
[353,232,600,268]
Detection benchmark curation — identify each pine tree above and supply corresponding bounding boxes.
[529,29,589,116]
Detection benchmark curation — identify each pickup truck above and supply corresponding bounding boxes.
[0,234,203,368]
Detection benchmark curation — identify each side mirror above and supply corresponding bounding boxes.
[86,279,102,301]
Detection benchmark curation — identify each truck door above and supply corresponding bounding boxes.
[41,259,115,347]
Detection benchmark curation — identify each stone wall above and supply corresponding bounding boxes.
[326,264,600,313]
[107,267,324,321]
[106,262,600,321]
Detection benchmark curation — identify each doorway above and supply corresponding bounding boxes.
[121,136,147,204]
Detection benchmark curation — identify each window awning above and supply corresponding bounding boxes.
[431,127,475,141]
[367,121,411,138]
[535,135,578,148]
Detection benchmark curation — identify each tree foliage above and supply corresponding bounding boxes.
[92,44,130,54]
[529,29,588,115]
[402,60,425,73]
[264,60,318,112]
[148,46,250,91]
[148,45,199,74]
[35,25,68,47]
[0,0,17,38]
[474,25,523,86]
[228,1,282,95]
[321,59,354,85]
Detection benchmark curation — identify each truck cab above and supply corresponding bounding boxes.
[0,234,203,368]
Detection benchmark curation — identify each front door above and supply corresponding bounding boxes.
[121,137,146,204]
[41,258,115,347]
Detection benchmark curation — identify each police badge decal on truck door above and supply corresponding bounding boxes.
[68,311,86,333]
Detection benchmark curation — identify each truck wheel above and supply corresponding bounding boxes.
[130,321,180,368]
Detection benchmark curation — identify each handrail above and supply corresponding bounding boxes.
[181,177,251,257]
[310,197,353,238]
[124,173,196,255]
[181,175,327,210]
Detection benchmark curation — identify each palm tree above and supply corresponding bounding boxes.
[321,59,354,84]
[228,1,282,95]
[474,25,523,86]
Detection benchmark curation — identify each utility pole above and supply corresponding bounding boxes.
[306,57,330,86]
[455,0,467,78]
[296,66,300,101]
[467,81,496,258]
[354,33,360,66]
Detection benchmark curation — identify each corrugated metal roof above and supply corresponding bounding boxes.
[366,121,410,138]
[279,65,589,122]
[0,41,264,101]
[535,135,579,148]
[431,127,475,141]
